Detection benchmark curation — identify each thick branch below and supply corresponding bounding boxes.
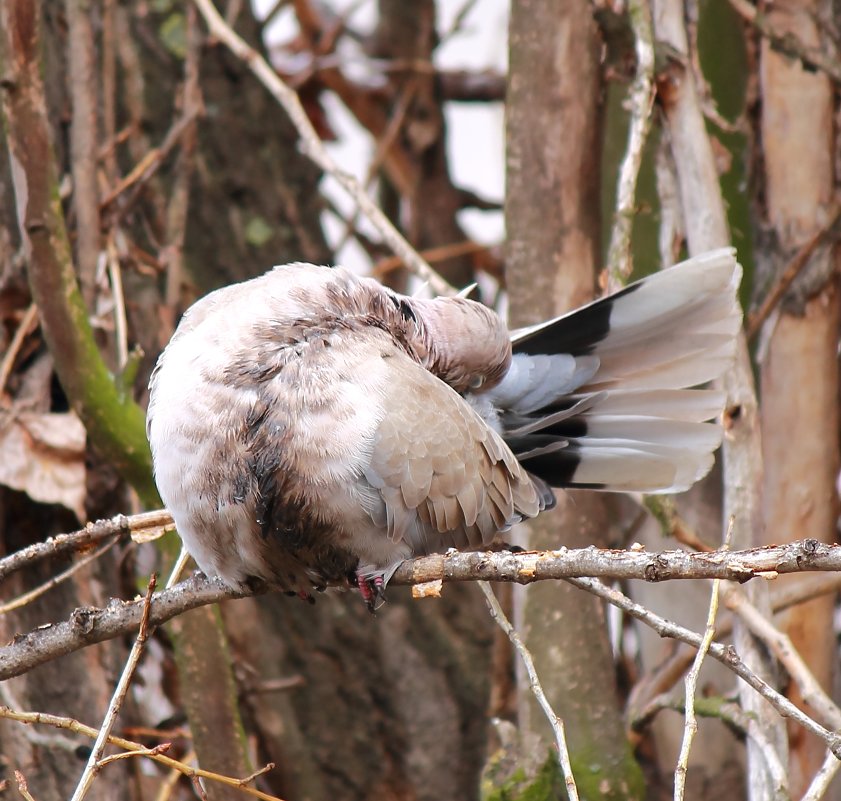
[1,540,839,681]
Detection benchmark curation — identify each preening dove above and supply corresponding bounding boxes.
[147,249,742,607]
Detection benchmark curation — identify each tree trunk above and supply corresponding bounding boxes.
[756,1,839,794]
[505,2,644,798]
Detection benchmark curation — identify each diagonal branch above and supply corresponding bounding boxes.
[190,0,455,296]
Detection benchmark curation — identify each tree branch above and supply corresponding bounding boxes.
[605,0,655,288]
[1,539,840,682]
[566,576,841,759]
[191,0,455,296]
[0,510,175,583]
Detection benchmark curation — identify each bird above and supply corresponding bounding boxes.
[147,248,742,609]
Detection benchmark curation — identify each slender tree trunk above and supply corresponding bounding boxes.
[505,2,644,797]
[757,1,839,794]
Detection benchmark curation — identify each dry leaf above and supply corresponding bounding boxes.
[0,409,86,520]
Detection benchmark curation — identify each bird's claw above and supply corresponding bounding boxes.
[356,573,386,613]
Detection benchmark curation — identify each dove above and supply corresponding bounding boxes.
[147,248,742,608]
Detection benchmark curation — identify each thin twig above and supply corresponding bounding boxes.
[746,204,841,338]
[0,706,284,801]
[372,240,490,278]
[632,694,789,794]
[166,546,191,590]
[100,107,202,213]
[673,574,723,800]
[0,303,38,397]
[0,510,175,583]
[190,0,455,296]
[627,572,841,718]
[565,576,841,757]
[97,743,171,767]
[724,586,841,731]
[675,520,731,799]
[70,575,159,801]
[605,0,656,288]
[238,763,276,787]
[801,749,841,801]
[0,541,116,615]
[106,235,129,370]
[15,771,37,801]
[334,77,419,254]
[479,582,579,800]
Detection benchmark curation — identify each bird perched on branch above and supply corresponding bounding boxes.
[147,249,742,609]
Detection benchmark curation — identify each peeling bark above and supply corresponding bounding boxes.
[757,1,839,793]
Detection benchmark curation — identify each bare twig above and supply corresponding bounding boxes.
[100,107,202,213]
[0,303,38,397]
[632,695,789,794]
[801,749,841,801]
[724,587,841,731]
[166,546,191,590]
[97,743,171,767]
[0,541,116,615]
[0,706,284,801]
[746,204,841,339]
[0,510,175,583]
[71,575,158,801]
[334,77,419,254]
[105,235,129,370]
[673,574,723,800]
[238,763,276,787]
[566,575,841,758]
[628,572,841,717]
[190,0,455,296]
[15,771,37,801]
[605,0,655,288]
[479,582,579,801]
[372,240,490,278]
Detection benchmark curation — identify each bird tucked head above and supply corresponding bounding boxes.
[406,296,512,395]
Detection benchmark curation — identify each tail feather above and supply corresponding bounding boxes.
[491,248,742,494]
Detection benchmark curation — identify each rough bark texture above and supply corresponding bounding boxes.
[223,588,494,801]
[757,1,839,794]
[506,2,644,798]
[169,604,252,801]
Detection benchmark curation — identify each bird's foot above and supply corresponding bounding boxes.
[356,572,386,613]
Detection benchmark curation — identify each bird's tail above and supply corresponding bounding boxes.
[492,248,742,494]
